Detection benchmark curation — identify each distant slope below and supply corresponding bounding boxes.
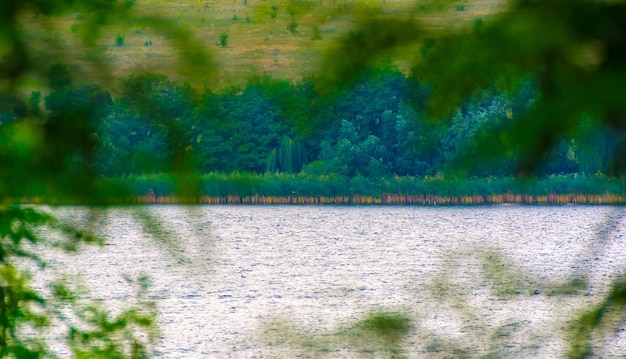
[22,0,505,89]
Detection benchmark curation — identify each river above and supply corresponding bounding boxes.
[34,205,626,358]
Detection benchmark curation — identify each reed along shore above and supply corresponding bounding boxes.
[133,193,625,205]
[114,173,626,205]
[21,174,626,205]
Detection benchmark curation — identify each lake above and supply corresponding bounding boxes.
[36,205,626,358]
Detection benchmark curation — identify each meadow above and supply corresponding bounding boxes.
[21,0,506,90]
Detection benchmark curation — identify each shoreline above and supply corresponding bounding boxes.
[132,193,626,205]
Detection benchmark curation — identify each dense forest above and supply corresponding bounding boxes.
[3,64,619,179]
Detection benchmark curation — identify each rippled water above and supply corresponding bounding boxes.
[39,205,626,358]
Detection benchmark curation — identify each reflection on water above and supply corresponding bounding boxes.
[39,205,626,358]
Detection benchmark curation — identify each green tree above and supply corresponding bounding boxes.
[197,81,292,173]
[439,90,517,177]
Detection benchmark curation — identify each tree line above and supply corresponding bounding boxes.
[1,63,621,184]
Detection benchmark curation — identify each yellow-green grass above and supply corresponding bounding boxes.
[20,0,505,91]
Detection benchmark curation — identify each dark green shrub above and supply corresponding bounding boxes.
[269,6,278,19]
[47,63,72,90]
[287,20,298,34]
[219,32,229,47]
[311,25,321,40]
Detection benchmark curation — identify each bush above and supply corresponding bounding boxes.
[269,6,278,19]
[311,25,322,40]
[287,21,298,34]
[219,33,229,47]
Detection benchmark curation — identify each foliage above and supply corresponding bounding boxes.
[116,34,125,46]
[47,64,72,91]
[3,62,614,189]
[0,206,156,357]
[314,0,626,175]
[101,172,624,202]
[261,312,411,358]
[53,66,616,182]
[0,0,212,357]
[219,32,229,47]
[285,0,626,357]
[3,0,626,357]
[311,25,322,41]
[286,20,298,35]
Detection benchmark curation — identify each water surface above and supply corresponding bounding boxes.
[41,205,626,358]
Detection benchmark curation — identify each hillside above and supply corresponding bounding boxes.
[21,0,506,90]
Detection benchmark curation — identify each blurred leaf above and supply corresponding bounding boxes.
[567,276,626,359]
[261,311,411,358]
[315,15,421,95]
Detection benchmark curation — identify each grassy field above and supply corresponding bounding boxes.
[21,0,505,91]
